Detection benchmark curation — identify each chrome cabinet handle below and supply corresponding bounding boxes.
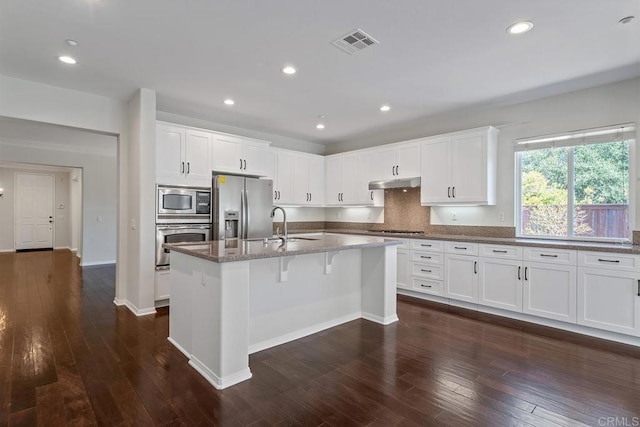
[518,266,521,280]
[598,259,620,263]
[447,187,451,198]
[540,254,558,258]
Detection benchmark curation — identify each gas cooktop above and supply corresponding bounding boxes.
[368,229,425,235]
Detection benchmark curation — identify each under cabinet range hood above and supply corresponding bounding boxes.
[369,177,421,190]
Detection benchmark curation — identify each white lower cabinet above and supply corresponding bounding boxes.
[577,250,640,336]
[155,270,170,301]
[478,257,523,312]
[523,261,576,323]
[397,249,410,290]
[444,253,478,303]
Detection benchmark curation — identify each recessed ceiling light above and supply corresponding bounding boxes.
[282,65,297,75]
[58,55,77,64]
[224,99,235,106]
[506,21,534,35]
[380,105,391,112]
[65,39,79,47]
[619,16,635,25]
[316,123,325,130]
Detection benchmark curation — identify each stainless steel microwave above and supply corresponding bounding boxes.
[157,185,211,222]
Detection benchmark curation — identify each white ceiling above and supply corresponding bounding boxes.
[1,0,639,145]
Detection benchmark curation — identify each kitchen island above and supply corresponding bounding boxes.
[163,233,401,389]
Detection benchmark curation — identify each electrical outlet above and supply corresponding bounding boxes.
[130,219,135,230]
[451,212,457,221]
[498,212,505,222]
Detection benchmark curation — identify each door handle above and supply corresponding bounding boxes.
[187,162,190,174]
[452,186,455,198]
[518,266,521,280]
[420,255,431,259]
[524,266,528,281]
[275,190,278,200]
[420,269,432,273]
[244,159,247,170]
[540,254,558,258]
[597,259,620,263]
[181,162,185,174]
[473,261,477,274]
[278,191,281,200]
[309,193,312,202]
[447,186,451,198]
[371,191,374,201]
[240,159,243,170]
[637,280,640,297]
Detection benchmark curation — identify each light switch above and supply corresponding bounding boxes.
[97,215,103,222]
[130,219,136,230]
[58,204,65,209]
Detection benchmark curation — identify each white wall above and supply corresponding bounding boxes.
[328,77,640,228]
[69,169,83,254]
[0,145,117,263]
[156,111,326,155]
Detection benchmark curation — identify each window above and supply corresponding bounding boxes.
[516,124,635,241]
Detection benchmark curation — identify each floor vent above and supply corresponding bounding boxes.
[331,28,379,55]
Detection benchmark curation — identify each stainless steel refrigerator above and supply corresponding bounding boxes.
[212,174,273,240]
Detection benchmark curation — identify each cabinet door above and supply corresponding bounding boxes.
[478,258,522,312]
[420,137,451,205]
[243,140,273,177]
[325,156,342,205]
[523,262,576,323]
[444,254,478,303]
[450,132,487,203]
[372,146,396,180]
[274,151,294,204]
[577,268,640,336]
[397,249,410,289]
[340,153,358,204]
[307,155,325,206]
[395,142,420,178]
[156,123,185,184]
[211,134,243,173]
[184,129,212,185]
[292,155,311,204]
[356,150,382,205]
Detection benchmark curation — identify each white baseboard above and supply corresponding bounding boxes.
[189,356,252,390]
[362,312,399,325]
[71,248,78,252]
[81,259,116,267]
[249,311,362,354]
[155,298,170,308]
[167,336,190,358]
[113,298,156,316]
[0,249,15,253]
[54,246,71,250]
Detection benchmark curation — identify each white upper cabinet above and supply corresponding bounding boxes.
[211,133,272,177]
[292,153,325,206]
[325,150,384,206]
[156,123,212,187]
[273,149,294,204]
[371,141,420,181]
[421,126,498,205]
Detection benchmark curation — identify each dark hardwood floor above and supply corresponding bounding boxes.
[1,250,639,426]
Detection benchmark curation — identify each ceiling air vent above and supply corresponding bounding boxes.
[331,28,379,55]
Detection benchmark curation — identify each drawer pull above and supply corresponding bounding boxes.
[454,246,467,250]
[540,254,558,258]
[597,258,620,263]
[492,250,508,253]
[420,269,432,273]
[420,255,432,259]
[420,284,433,289]
[421,244,432,247]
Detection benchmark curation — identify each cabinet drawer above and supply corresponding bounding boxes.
[411,278,443,296]
[411,251,443,265]
[410,262,443,280]
[445,241,479,256]
[524,247,576,265]
[411,239,444,252]
[578,251,640,272]
[480,244,523,260]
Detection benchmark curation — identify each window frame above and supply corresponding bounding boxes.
[515,125,636,243]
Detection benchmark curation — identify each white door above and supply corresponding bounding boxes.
[395,142,421,178]
[372,146,396,180]
[307,155,325,206]
[523,262,577,323]
[340,153,358,204]
[243,140,273,178]
[444,254,478,303]
[292,155,310,204]
[16,173,54,250]
[325,155,342,205]
[577,268,640,336]
[156,123,185,184]
[420,137,451,204]
[184,129,212,186]
[451,132,486,203]
[211,133,243,174]
[478,258,523,312]
[274,151,294,204]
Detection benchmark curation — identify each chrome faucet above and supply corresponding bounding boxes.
[270,206,288,243]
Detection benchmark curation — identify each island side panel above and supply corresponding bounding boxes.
[248,250,362,354]
[168,251,198,357]
[189,258,252,389]
[361,245,399,325]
